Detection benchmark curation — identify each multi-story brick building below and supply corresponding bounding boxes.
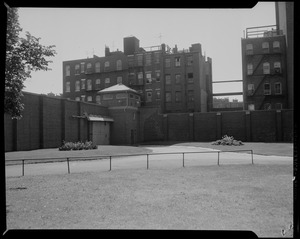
[62,36,212,113]
[241,26,288,111]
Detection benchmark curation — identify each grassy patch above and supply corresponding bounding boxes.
[6,164,293,237]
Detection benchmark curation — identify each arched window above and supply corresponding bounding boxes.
[95,62,100,73]
[116,60,122,70]
[273,41,280,51]
[75,64,80,75]
[86,63,92,74]
[96,95,101,104]
[65,65,70,76]
[87,79,92,91]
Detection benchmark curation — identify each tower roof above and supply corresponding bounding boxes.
[97,83,138,94]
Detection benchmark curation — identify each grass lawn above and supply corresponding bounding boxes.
[141,141,293,157]
[6,164,293,237]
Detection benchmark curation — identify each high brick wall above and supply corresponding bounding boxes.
[142,109,293,143]
[4,92,109,152]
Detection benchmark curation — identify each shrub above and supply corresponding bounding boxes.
[212,135,244,146]
[59,140,98,151]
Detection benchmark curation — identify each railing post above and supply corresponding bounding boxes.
[109,156,112,171]
[22,160,24,176]
[182,153,185,168]
[147,154,149,169]
[67,158,70,174]
[251,150,254,165]
[217,152,220,166]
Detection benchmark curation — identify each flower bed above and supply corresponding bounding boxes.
[58,141,98,151]
[212,135,244,146]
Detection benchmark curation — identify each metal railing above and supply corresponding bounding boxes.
[5,149,254,177]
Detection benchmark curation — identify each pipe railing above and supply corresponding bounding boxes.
[5,149,254,176]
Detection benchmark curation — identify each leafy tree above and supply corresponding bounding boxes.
[5,7,56,119]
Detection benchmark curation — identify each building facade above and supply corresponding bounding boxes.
[241,26,288,111]
[62,36,212,113]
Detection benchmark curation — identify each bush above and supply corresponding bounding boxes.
[59,141,98,151]
[212,135,244,146]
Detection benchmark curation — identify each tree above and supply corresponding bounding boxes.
[5,7,56,119]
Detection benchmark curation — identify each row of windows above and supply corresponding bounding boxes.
[248,102,282,111]
[165,91,194,103]
[247,61,281,75]
[164,56,193,68]
[247,82,282,95]
[66,77,123,92]
[65,60,123,76]
[246,40,281,55]
[74,94,140,103]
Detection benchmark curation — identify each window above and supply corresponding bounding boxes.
[117,76,122,84]
[87,79,92,91]
[138,72,143,84]
[128,55,134,67]
[248,104,255,111]
[95,62,100,73]
[103,94,113,100]
[75,97,80,101]
[145,54,151,66]
[275,82,282,94]
[65,82,70,92]
[156,89,161,100]
[155,71,161,82]
[80,62,85,73]
[116,60,122,71]
[116,93,127,99]
[146,72,152,84]
[137,54,143,66]
[146,91,152,102]
[95,79,101,89]
[81,79,86,90]
[263,62,270,74]
[87,96,92,102]
[247,84,255,95]
[246,44,253,55]
[187,56,193,65]
[75,64,80,75]
[262,42,269,53]
[247,63,253,75]
[86,63,92,74]
[65,65,70,76]
[187,73,194,83]
[165,74,171,85]
[175,91,182,102]
[154,52,160,64]
[165,58,171,68]
[104,61,110,71]
[273,41,280,52]
[175,57,181,67]
[188,90,194,102]
[175,74,181,84]
[263,103,272,110]
[274,62,281,73]
[165,92,171,102]
[81,95,86,102]
[96,95,101,104]
[264,83,271,95]
[75,80,80,92]
[105,78,110,84]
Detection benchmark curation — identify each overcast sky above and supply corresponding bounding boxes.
[17,3,276,101]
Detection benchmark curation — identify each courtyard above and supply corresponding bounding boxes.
[5,142,293,237]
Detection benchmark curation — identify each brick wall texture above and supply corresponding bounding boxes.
[4,92,293,152]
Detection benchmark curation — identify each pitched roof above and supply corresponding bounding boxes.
[98,83,138,94]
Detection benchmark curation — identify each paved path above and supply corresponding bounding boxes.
[5,145,292,177]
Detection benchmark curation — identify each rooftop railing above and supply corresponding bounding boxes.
[244,25,283,38]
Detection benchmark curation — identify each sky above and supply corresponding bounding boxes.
[17,3,276,101]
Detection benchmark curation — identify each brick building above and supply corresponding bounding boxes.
[62,36,212,113]
[241,26,288,111]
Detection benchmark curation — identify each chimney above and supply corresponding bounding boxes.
[105,46,110,56]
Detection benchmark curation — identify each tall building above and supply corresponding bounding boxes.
[62,36,212,113]
[241,25,288,111]
[275,2,294,109]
